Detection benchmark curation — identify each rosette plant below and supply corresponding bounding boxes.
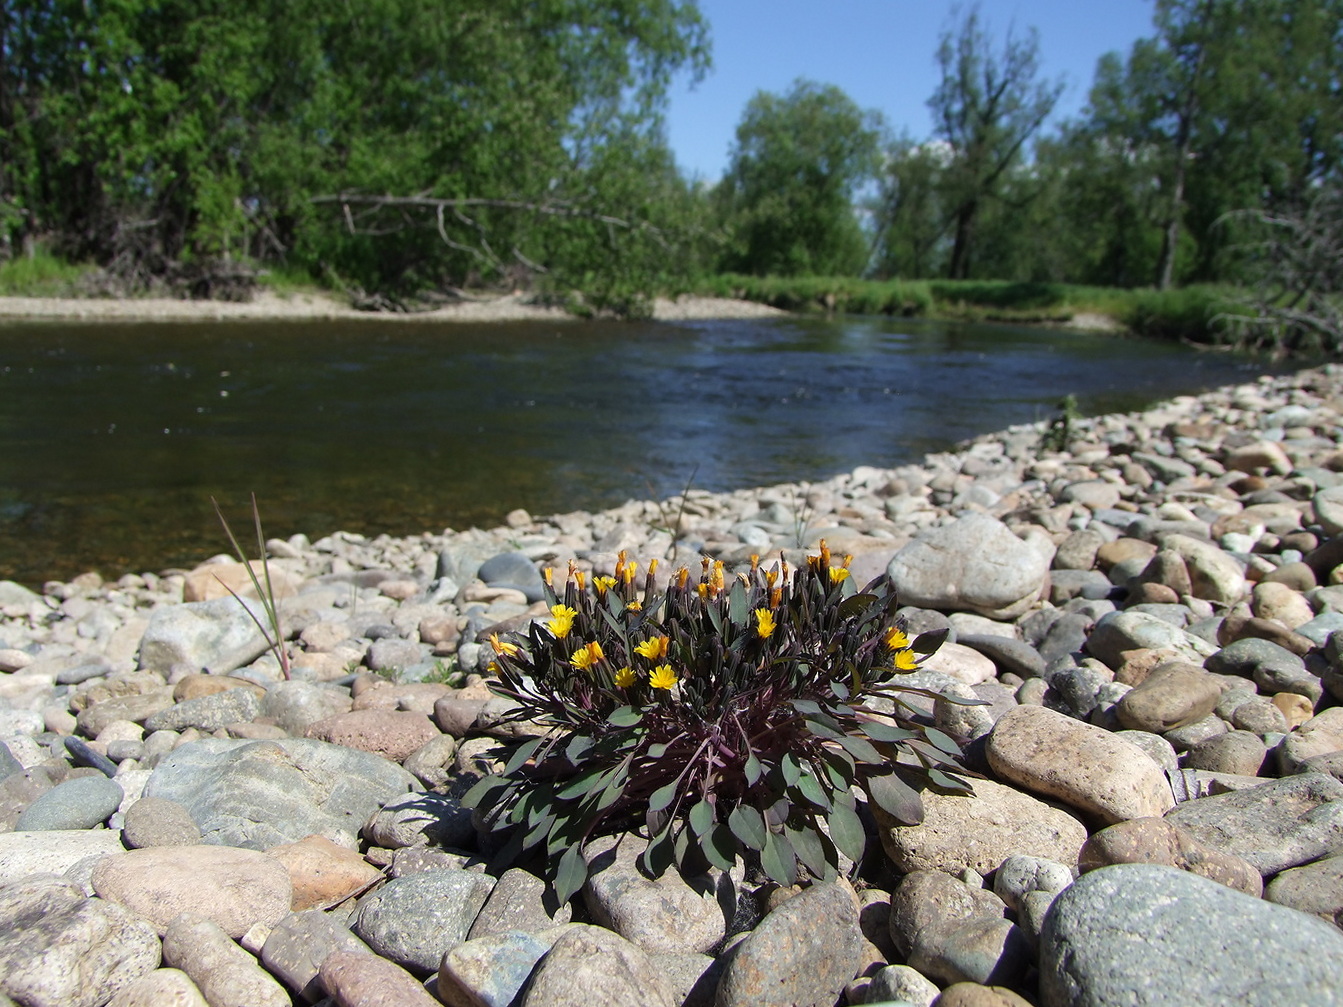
[462,543,974,903]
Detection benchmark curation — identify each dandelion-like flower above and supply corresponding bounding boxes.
[571,640,604,671]
[614,665,636,688]
[893,649,920,672]
[649,664,678,690]
[489,633,519,657]
[547,604,577,639]
[885,627,911,651]
[593,575,617,595]
[634,635,669,660]
[830,567,850,585]
[755,608,776,639]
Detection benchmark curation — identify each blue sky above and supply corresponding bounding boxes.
[664,1,1158,181]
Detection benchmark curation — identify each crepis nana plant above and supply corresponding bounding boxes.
[462,542,975,904]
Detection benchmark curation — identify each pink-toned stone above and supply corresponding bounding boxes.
[352,681,452,714]
[319,950,442,1007]
[1079,817,1263,896]
[182,560,300,604]
[91,845,293,937]
[303,710,441,763]
[172,674,265,703]
[265,834,384,912]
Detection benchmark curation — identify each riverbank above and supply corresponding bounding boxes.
[2,364,1343,1004]
[0,290,787,324]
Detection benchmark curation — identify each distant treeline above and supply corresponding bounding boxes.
[1,1,1341,339]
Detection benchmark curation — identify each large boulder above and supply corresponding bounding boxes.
[888,514,1049,619]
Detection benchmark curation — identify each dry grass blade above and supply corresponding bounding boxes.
[211,494,291,679]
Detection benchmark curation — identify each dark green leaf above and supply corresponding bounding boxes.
[794,770,831,809]
[759,828,798,887]
[459,775,509,811]
[837,593,877,619]
[785,820,829,877]
[557,766,609,800]
[744,751,764,786]
[780,752,802,787]
[703,823,739,871]
[648,781,679,813]
[608,706,642,728]
[728,580,748,626]
[801,714,846,741]
[728,804,767,851]
[910,628,948,655]
[836,733,886,765]
[688,799,715,837]
[859,722,916,744]
[592,771,629,812]
[553,844,587,905]
[866,772,924,826]
[827,800,867,862]
[502,737,544,776]
[923,727,964,758]
[639,824,676,879]
[646,743,669,758]
[564,734,594,765]
[830,678,850,701]
[764,796,791,827]
[926,767,974,793]
[790,699,823,716]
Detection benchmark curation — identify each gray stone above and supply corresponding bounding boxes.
[1039,864,1343,1006]
[121,796,202,848]
[14,774,123,831]
[143,737,416,849]
[1115,662,1221,732]
[992,855,1075,912]
[438,929,552,1007]
[477,552,545,603]
[138,596,270,675]
[105,969,208,1007]
[75,690,176,738]
[363,789,475,850]
[260,909,372,1003]
[468,867,572,941]
[143,689,260,732]
[0,741,22,779]
[257,680,353,734]
[582,833,737,955]
[353,869,494,973]
[161,912,290,1007]
[1265,854,1343,923]
[874,776,1087,876]
[1085,610,1213,668]
[716,881,863,1007]
[855,964,939,1007]
[1165,772,1343,875]
[956,635,1046,679]
[888,513,1049,619]
[0,830,127,885]
[889,871,1027,987]
[1182,730,1268,776]
[1206,636,1305,679]
[0,876,160,1007]
[519,924,675,1007]
[365,638,425,673]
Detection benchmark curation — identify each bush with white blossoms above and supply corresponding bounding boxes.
[462,542,973,902]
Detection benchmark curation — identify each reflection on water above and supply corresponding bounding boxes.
[0,314,1277,585]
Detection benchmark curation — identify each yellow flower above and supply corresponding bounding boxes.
[649,664,678,690]
[755,608,776,639]
[696,583,710,599]
[885,627,910,651]
[614,665,636,688]
[593,575,617,595]
[487,660,500,674]
[574,570,586,591]
[547,604,577,639]
[634,635,669,660]
[893,649,920,672]
[830,567,850,584]
[620,559,639,585]
[488,633,519,657]
[570,640,605,671]
[625,600,642,612]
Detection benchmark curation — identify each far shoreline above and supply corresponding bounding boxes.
[0,291,788,325]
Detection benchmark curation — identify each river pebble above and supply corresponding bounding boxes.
[6,364,1343,1002]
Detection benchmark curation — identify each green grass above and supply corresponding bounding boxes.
[697,273,1246,344]
[0,250,94,296]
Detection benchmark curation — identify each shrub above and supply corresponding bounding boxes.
[463,543,973,903]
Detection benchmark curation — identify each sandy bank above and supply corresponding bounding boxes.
[0,291,787,324]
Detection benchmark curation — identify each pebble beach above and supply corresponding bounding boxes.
[3,351,1343,1005]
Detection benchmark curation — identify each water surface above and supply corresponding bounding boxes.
[0,314,1278,585]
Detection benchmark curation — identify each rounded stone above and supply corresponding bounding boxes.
[1181,730,1267,776]
[91,844,294,937]
[14,774,124,831]
[1078,817,1262,896]
[1114,662,1221,733]
[985,705,1175,824]
[1039,864,1343,1006]
[121,796,203,848]
[303,709,441,763]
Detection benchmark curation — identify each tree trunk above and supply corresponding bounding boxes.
[1155,137,1189,291]
[948,200,977,280]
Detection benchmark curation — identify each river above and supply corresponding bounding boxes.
[0,313,1282,586]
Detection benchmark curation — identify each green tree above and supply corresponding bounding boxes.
[0,0,709,305]
[872,137,949,278]
[716,79,883,277]
[926,5,1062,280]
